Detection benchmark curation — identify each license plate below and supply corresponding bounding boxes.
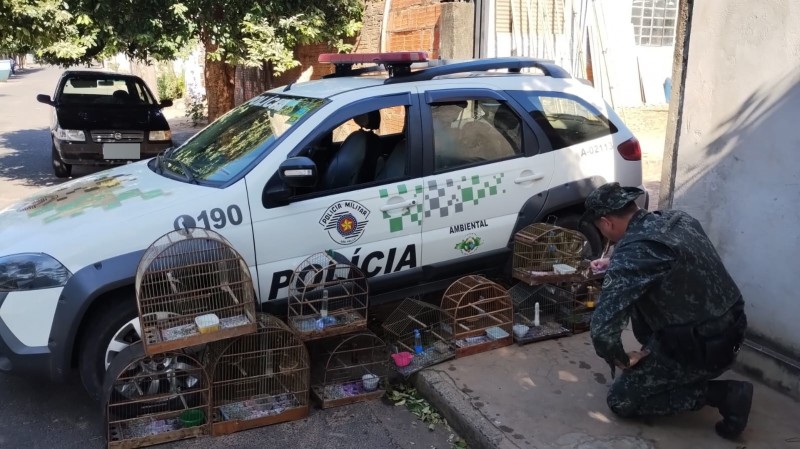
[103,143,141,160]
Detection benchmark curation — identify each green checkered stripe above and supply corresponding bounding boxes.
[424,173,505,219]
[379,183,423,233]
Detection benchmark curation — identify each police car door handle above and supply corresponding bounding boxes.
[514,173,545,183]
[380,200,416,212]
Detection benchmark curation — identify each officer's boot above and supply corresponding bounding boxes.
[706,380,753,439]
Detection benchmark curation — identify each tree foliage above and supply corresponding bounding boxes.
[1,0,362,118]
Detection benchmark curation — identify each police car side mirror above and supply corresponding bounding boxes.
[278,156,317,188]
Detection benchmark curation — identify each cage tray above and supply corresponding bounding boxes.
[290,309,366,341]
[144,314,257,354]
[394,346,455,377]
[514,321,571,345]
[218,393,300,421]
[311,381,385,409]
[108,416,205,449]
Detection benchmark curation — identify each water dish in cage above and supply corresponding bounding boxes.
[526,322,570,339]
[219,314,251,329]
[161,323,198,341]
[485,326,510,340]
[195,314,220,334]
[455,335,491,348]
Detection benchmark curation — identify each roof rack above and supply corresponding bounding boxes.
[320,52,429,78]
[383,57,571,84]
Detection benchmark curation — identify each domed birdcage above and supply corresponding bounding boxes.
[512,223,589,285]
[287,251,368,341]
[135,228,257,355]
[104,343,210,448]
[441,275,513,358]
[308,331,390,409]
[207,314,310,436]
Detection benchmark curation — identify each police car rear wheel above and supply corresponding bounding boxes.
[557,213,605,259]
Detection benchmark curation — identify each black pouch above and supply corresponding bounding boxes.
[700,310,747,371]
[656,323,705,366]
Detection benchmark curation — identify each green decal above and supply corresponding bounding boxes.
[454,234,482,255]
[389,217,403,233]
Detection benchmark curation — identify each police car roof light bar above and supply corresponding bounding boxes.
[383,57,572,84]
[319,51,429,78]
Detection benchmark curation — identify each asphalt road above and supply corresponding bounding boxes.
[0,66,459,449]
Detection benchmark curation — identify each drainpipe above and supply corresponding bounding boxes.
[380,0,392,53]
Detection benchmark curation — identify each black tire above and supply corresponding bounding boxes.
[78,293,139,401]
[52,143,72,178]
[555,213,605,259]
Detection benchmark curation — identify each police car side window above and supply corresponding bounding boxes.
[522,94,618,150]
[299,106,409,195]
[431,99,523,172]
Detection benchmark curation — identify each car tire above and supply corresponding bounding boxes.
[77,292,139,401]
[556,213,605,259]
[52,143,72,178]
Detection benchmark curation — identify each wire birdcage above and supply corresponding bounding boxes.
[510,279,601,344]
[381,298,456,377]
[135,228,257,355]
[308,332,390,409]
[287,251,369,341]
[441,275,513,358]
[206,313,310,435]
[512,223,588,285]
[104,343,210,449]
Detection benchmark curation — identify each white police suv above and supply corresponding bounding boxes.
[0,53,647,399]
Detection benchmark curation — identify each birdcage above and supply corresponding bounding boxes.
[104,343,210,449]
[135,228,258,355]
[206,314,310,436]
[381,298,456,377]
[552,280,602,334]
[512,223,589,285]
[441,275,514,358]
[287,251,369,341]
[308,332,390,408]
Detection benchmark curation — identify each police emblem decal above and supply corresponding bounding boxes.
[319,200,370,245]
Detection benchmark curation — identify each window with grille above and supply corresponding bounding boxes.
[631,0,678,47]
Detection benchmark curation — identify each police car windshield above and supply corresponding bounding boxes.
[161,94,326,184]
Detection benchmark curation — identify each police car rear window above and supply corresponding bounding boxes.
[517,93,617,150]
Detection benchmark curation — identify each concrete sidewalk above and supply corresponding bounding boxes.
[414,330,799,449]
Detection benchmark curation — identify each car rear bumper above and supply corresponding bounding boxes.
[54,139,172,165]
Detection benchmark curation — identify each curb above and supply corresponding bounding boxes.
[412,369,527,449]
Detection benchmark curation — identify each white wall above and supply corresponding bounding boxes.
[671,0,800,357]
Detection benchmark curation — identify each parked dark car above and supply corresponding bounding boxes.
[37,70,174,178]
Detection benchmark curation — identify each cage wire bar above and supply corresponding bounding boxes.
[512,223,591,285]
[309,332,390,408]
[135,228,257,355]
[381,298,456,376]
[104,344,210,449]
[510,279,601,344]
[441,275,514,358]
[207,314,310,435]
[288,251,369,341]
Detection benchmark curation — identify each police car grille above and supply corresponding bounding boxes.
[91,131,144,143]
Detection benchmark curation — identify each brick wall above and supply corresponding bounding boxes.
[386,0,443,58]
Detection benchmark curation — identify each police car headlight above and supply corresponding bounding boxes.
[0,253,72,291]
[55,126,85,142]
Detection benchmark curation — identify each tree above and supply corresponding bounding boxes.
[0,0,96,63]
[65,0,363,120]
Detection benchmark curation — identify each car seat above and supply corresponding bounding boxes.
[375,139,407,181]
[322,111,381,189]
[112,90,132,104]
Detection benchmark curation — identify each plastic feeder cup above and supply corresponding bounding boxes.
[391,351,414,367]
[179,409,205,428]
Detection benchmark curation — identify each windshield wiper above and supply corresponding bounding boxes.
[163,155,198,184]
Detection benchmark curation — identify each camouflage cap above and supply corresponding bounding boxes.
[581,182,644,223]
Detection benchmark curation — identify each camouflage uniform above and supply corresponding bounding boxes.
[582,183,747,418]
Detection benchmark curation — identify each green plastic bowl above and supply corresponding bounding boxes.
[179,409,205,428]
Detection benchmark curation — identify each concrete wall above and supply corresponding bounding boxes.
[665,0,800,397]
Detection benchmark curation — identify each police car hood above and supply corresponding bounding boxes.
[0,161,206,272]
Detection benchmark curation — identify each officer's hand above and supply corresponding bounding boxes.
[590,258,610,274]
[625,350,650,368]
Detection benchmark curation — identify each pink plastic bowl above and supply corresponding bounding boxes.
[391,352,414,367]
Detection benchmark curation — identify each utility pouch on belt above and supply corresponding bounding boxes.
[657,306,747,370]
